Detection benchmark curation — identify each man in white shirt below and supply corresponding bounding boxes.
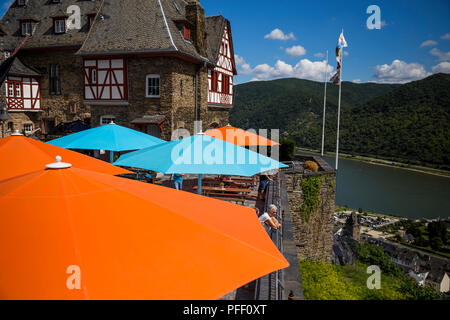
[259,204,281,232]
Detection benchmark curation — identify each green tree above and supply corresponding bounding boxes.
[430,236,444,250]
[399,277,442,300]
[279,138,296,161]
[427,221,447,244]
[299,260,359,300]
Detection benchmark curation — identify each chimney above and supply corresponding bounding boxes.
[185,0,206,56]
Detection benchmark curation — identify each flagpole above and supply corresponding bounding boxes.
[335,46,343,171]
[321,50,328,157]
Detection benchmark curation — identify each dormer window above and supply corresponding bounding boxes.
[16,0,26,6]
[53,18,66,34]
[20,21,32,36]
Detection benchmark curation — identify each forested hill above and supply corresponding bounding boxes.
[341,73,450,168]
[230,73,450,169]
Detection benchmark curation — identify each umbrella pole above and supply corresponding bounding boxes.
[110,151,114,163]
[198,174,202,195]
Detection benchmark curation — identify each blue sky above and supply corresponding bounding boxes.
[1,0,449,84]
[202,0,450,84]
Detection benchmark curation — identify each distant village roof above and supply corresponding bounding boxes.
[420,257,450,283]
[0,0,227,66]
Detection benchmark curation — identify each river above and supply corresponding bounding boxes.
[298,152,450,219]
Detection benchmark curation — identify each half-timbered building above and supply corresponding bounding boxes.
[0,0,237,139]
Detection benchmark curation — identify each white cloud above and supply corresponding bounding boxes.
[286,45,306,57]
[264,28,296,41]
[441,33,450,40]
[235,54,245,66]
[373,60,431,83]
[236,57,334,82]
[420,40,438,48]
[432,62,450,74]
[314,52,325,58]
[430,48,450,61]
[352,79,362,83]
[234,54,252,74]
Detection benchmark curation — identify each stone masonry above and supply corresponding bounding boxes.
[283,158,336,263]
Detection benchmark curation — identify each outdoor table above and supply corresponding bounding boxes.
[193,186,251,205]
[194,186,251,193]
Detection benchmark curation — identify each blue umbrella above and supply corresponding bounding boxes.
[48,123,166,162]
[114,134,288,194]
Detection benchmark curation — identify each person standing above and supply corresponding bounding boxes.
[173,173,184,190]
[258,172,273,200]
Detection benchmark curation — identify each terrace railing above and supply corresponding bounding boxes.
[253,170,303,300]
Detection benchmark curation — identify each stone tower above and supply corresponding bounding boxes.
[344,212,361,242]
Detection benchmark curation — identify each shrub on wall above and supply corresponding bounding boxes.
[304,160,319,172]
[300,176,321,222]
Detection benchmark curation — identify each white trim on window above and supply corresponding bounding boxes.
[24,123,33,133]
[54,19,66,34]
[146,74,160,98]
[100,115,116,126]
[21,22,31,36]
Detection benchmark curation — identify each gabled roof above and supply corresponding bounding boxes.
[205,15,226,64]
[77,0,208,63]
[0,0,228,65]
[205,15,236,74]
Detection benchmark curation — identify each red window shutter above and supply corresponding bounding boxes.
[212,72,217,92]
[184,26,191,40]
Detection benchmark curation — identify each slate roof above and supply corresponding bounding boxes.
[0,0,230,66]
[9,57,40,76]
[0,0,102,50]
[205,15,236,73]
[205,15,226,64]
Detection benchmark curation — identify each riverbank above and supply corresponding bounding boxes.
[296,147,450,178]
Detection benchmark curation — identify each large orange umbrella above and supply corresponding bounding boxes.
[205,125,280,147]
[0,134,130,181]
[0,159,288,300]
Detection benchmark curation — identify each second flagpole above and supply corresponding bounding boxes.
[321,50,328,157]
[335,46,343,171]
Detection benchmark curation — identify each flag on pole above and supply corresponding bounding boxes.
[337,31,348,48]
[329,31,348,85]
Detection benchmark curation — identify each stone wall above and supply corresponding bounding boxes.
[283,160,336,263]
[3,48,89,136]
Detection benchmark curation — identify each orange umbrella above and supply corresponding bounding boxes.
[0,134,130,181]
[0,159,288,300]
[205,125,280,147]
